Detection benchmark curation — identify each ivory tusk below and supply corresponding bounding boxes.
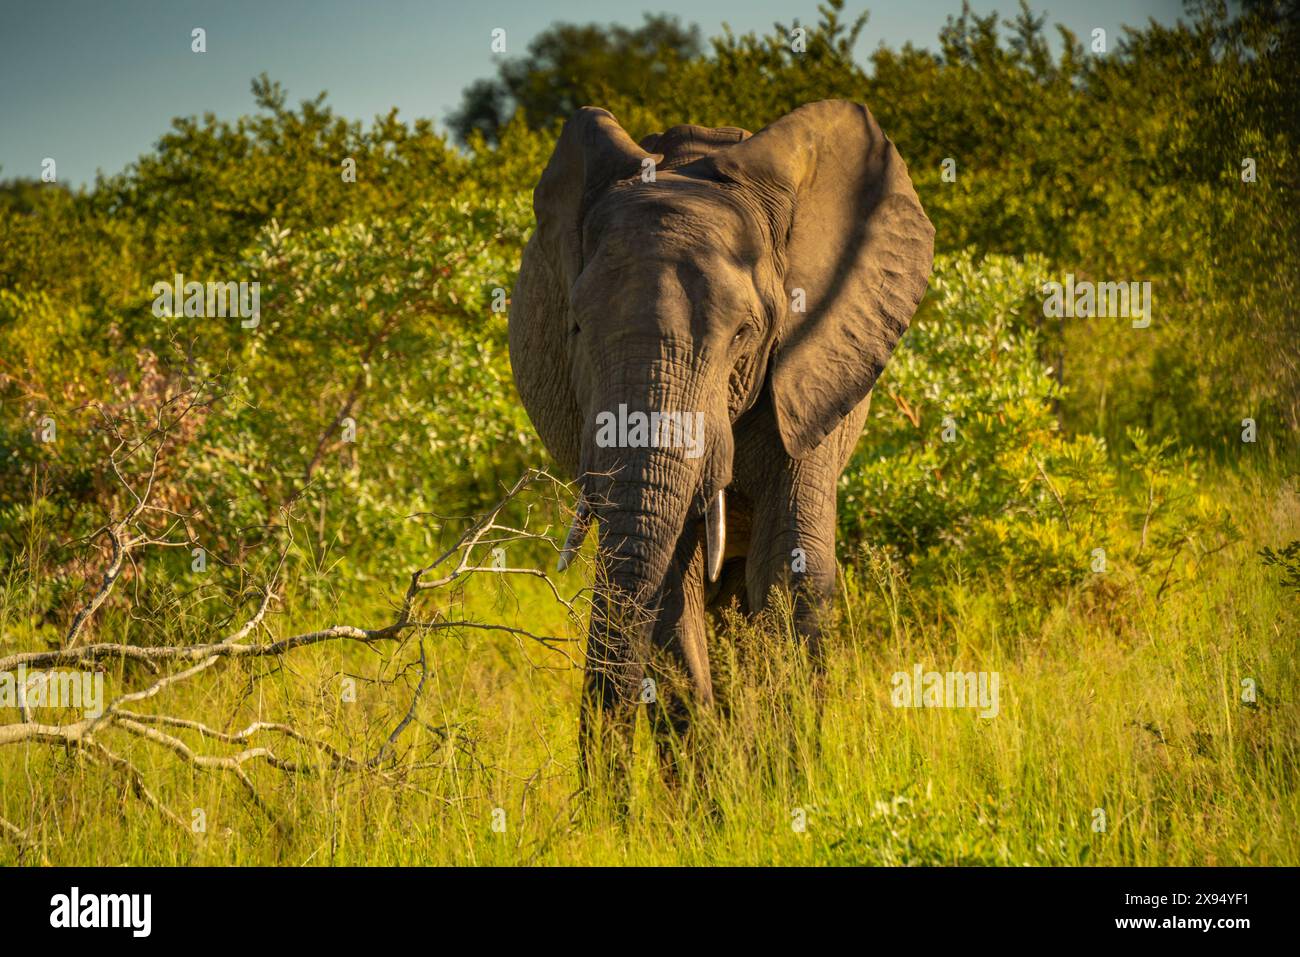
[556,499,591,572]
[705,489,726,583]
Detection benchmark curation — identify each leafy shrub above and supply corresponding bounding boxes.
[0,0,1291,633]
[840,252,1235,601]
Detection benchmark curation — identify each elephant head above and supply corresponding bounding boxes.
[516,100,933,772]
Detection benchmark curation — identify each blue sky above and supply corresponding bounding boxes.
[0,0,1183,188]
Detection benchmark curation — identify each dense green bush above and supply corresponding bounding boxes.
[0,0,1292,631]
[840,252,1235,598]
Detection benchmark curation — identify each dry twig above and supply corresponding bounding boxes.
[1,398,591,853]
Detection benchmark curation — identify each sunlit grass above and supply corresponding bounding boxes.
[2,467,1296,865]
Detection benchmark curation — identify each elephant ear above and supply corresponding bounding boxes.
[534,107,661,289]
[706,100,935,459]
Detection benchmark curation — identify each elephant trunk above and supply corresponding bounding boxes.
[574,347,732,794]
[576,441,702,796]
[582,444,700,706]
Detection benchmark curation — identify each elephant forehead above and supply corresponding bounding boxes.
[571,246,714,319]
[585,178,768,265]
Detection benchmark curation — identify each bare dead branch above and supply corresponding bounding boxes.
[2,459,593,848]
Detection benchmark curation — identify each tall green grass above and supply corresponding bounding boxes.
[2,467,1296,865]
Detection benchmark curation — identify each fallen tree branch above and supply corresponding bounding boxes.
[2,453,593,854]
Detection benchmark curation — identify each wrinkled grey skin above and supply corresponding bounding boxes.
[508,100,934,788]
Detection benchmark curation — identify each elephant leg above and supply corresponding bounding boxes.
[646,523,714,786]
[746,455,840,663]
[738,475,837,780]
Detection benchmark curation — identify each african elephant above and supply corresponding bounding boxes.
[508,100,934,788]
